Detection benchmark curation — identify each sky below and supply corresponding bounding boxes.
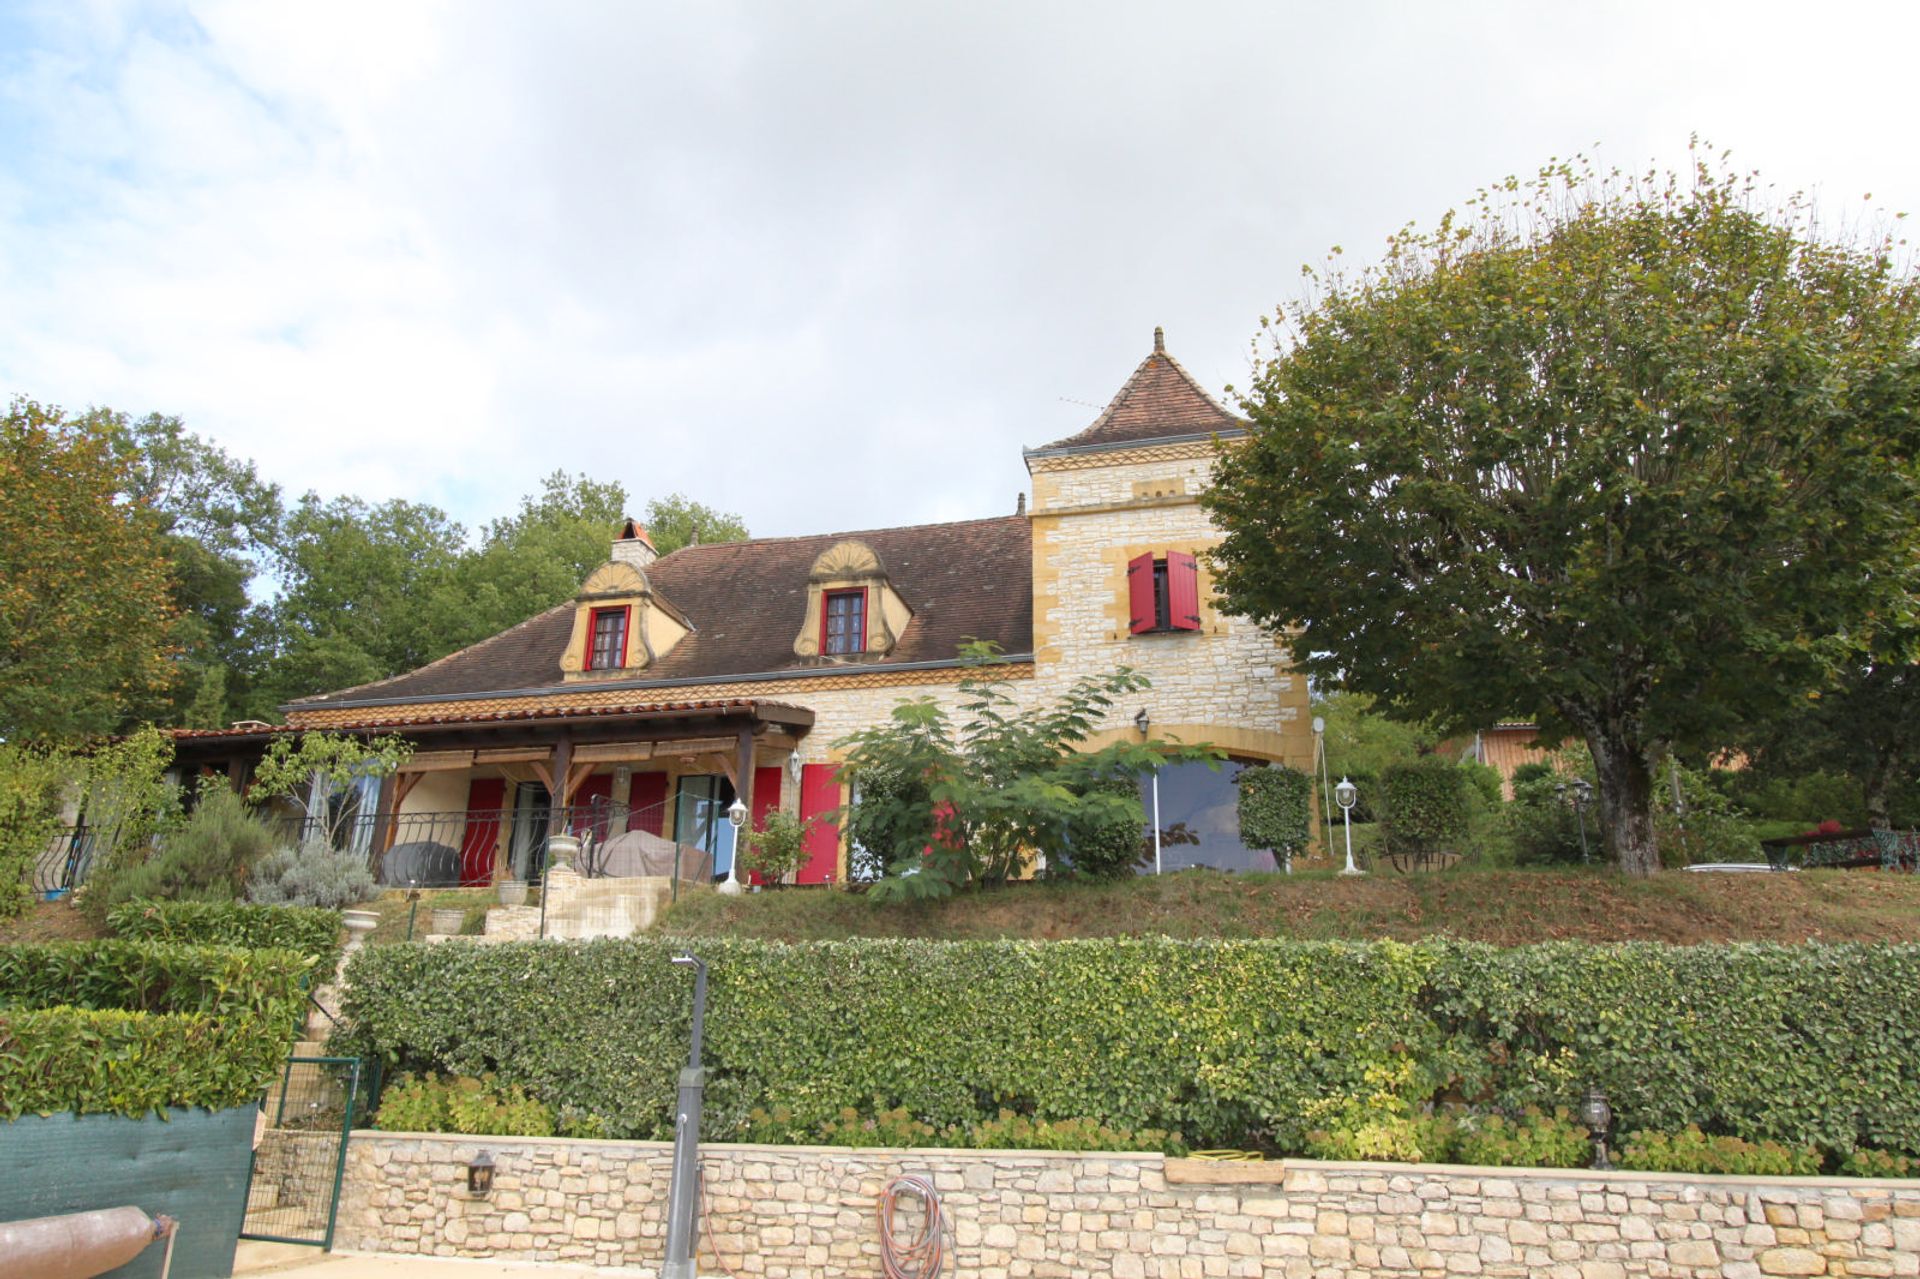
[3,1,1917,542]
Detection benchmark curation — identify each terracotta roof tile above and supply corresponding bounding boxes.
[172,698,805,738]
[1030,328,1244,455]
[291,515,1032,707]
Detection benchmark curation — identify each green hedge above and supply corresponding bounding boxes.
[0,940,309,1118]
[107,899,343,972]
[338,938,1920,1156]
[1380,759,1472,860]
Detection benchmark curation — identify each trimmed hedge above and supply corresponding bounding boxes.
[339,937,1920,1157]
[0,940,309,1118]
[107,899,343,972]
[1380,758,1472,860]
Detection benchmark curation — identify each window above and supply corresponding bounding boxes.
[1139,757,1277,872]
[587,607,628,670]
[1127,551,1201,634]
[822,588,866,656]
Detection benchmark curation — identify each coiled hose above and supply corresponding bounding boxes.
[878,1173,947,1279]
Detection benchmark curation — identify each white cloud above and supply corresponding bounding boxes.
[2,0,1917,540]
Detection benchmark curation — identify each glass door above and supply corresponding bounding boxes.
[508,782,552,881]
[673,775,738,880]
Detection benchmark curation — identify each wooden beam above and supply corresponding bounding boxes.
[403,749,477,772]
[373,772,399,854]
[526,760,556,794]
[392,772,426,808]
[546,739,572,833]
[561,761,595,807]
[656,736,737,758]
[572,741,656,764]
[474,747,553,765]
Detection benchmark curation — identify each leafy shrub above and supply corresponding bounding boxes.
[1620,1126,1822,1177]
[248,838,375,909]
[1062,776,1147,879]
[741,810,814,885]
[1510,761,1556,789]
[108,899,343,971]
[1506,775,1589,865]
[85,785,276,921]
[373,1073,556,1137]
[1655,764,1763,867]
[1236,765,1312,870]
[742,1104,1186,1154]
[1379,759,1472,861]
[1838,1147,1915,1178]
[1304,1113,1454,1164]
[960,1110,1186,1155]
[1458,761,1506,808]
[0,940,308,1118]
[1449,1108,1589,1169]
[340,937,1920,1157]
[0,743,70,919]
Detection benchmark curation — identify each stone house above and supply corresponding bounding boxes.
[171,331,1312,885]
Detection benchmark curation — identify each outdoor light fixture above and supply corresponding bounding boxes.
[1334,777,1363,877]
[727,797,748,829]
[1134,708,1151,738]
[467,1150,496,1198]
[787,753,803,784]
[1580,1087,1614,1170]
[1559,779,1596,863]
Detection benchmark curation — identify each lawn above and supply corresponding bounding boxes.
[661,864,1920,946]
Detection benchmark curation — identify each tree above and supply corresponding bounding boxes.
[1204,155,1920,875]
[833,643,1217,900]
[250,731,415,846]
[89,407,284,728]
[1236,764,1313,872]
[258,494,469,707]
[0,399,178,740]
[642,492,748,556]
[440,471,630,646]
[1739,645,1920,826]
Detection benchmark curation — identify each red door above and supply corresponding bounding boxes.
[797,764,842,885]
[461,778,506,886]
[745,766,782,885]
[630,771,669,837]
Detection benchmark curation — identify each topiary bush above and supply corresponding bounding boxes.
[247,838,375,909]
[1061,776,1147,879]
[107,899,343,972]
[0,939,309,1118]
[1379,758,1472,862]
[339,936,1920,1159]
[1236,765,1313,871]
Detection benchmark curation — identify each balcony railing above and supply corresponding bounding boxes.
[33,796,724,897]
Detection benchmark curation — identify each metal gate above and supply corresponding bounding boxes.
[240,1056,365,1250]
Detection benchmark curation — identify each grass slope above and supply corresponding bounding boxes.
[662,867,1920,946]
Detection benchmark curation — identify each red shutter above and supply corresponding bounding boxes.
[745,766,783,885]
[797,764,842,884]
[1167,551,1202,631]
[1126,551,1156,634]
[629,771,669,837]
[460,778,506,886]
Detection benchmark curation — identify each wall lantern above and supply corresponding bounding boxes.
[727,797,748,829]
[468,1150,496,1198]
[1580,1087,1613,1170]
[787,753,804,784]
[1134,708,1151,738]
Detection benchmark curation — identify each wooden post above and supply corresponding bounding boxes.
[547,738,573,834]
[734,725,755,868]
[373,772,398,855]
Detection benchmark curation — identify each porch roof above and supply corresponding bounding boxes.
[167,698,814,772]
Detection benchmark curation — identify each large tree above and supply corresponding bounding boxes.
[1204,158,1920,875]
[0,400,178,740]
[642,492,748,556]
[441,471,630,647]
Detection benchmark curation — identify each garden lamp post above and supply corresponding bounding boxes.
[1580,1085,1614,1170]
[1558,779,1594,863]
[718,795,748,895]
[662,952,710,1279]
[1137,709,1161,875]
[1335,776,1363,876]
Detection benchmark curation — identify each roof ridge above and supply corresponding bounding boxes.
[285,601,574,707]
[651,512,1027,563]
[1030,329,1243,455]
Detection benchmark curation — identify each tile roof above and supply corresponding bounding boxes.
[1029,327,1244,456]
[289,514,1033,708]
[172,699,808,738]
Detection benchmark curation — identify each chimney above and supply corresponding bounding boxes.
[1016,492,1026,515]
[612,516,657,570]
[1153,325,1165,355]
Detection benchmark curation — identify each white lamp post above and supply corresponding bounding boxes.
[1334,776,1363,876]
[718,795,748,895]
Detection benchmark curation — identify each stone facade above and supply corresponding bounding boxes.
[338,1132,1920,1278]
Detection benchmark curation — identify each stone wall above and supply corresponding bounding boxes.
[337,1132,1920,1278]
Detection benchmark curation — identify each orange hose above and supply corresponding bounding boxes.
[878,1173,947,1279]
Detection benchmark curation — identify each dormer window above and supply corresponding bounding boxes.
[588,607,629,670]
[822,589,866,656]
